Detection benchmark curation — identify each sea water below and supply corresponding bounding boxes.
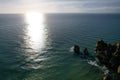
[0,13,120,80]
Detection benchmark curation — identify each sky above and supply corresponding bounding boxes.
[0,0,120,13]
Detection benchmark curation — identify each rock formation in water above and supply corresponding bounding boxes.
[83,48,89,55]
[95,39,120,80]
[74,45,80,54]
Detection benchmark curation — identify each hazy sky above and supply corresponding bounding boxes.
[0,0,120,13]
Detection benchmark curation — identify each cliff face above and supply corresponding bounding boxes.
[95,39,120,80]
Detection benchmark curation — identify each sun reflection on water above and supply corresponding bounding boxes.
[22,12,48,69]
[25,12,47,51]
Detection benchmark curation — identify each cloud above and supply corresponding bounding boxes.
[0,0,120,13]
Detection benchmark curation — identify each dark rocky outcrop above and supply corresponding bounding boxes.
[83,48,89,55]
[103,75,111,80]
[95,39,120,80]
[74,45,80,54]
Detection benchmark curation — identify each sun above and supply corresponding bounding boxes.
[26,12,44,26]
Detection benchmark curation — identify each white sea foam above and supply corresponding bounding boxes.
[88,60,109,75]
[69,46,74,52]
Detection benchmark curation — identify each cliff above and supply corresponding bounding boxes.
[95,39,120,80]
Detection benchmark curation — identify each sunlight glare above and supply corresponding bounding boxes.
[25,12,47,51]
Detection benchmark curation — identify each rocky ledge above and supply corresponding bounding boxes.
[96,39,120,80]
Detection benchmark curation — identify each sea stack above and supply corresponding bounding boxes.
[83,48,89,55]
[74,45,80,54]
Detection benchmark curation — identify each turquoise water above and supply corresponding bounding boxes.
[0,14,120,80]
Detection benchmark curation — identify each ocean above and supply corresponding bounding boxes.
[0,13,120,80]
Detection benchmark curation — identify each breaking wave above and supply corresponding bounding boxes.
[88,60,109,75]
